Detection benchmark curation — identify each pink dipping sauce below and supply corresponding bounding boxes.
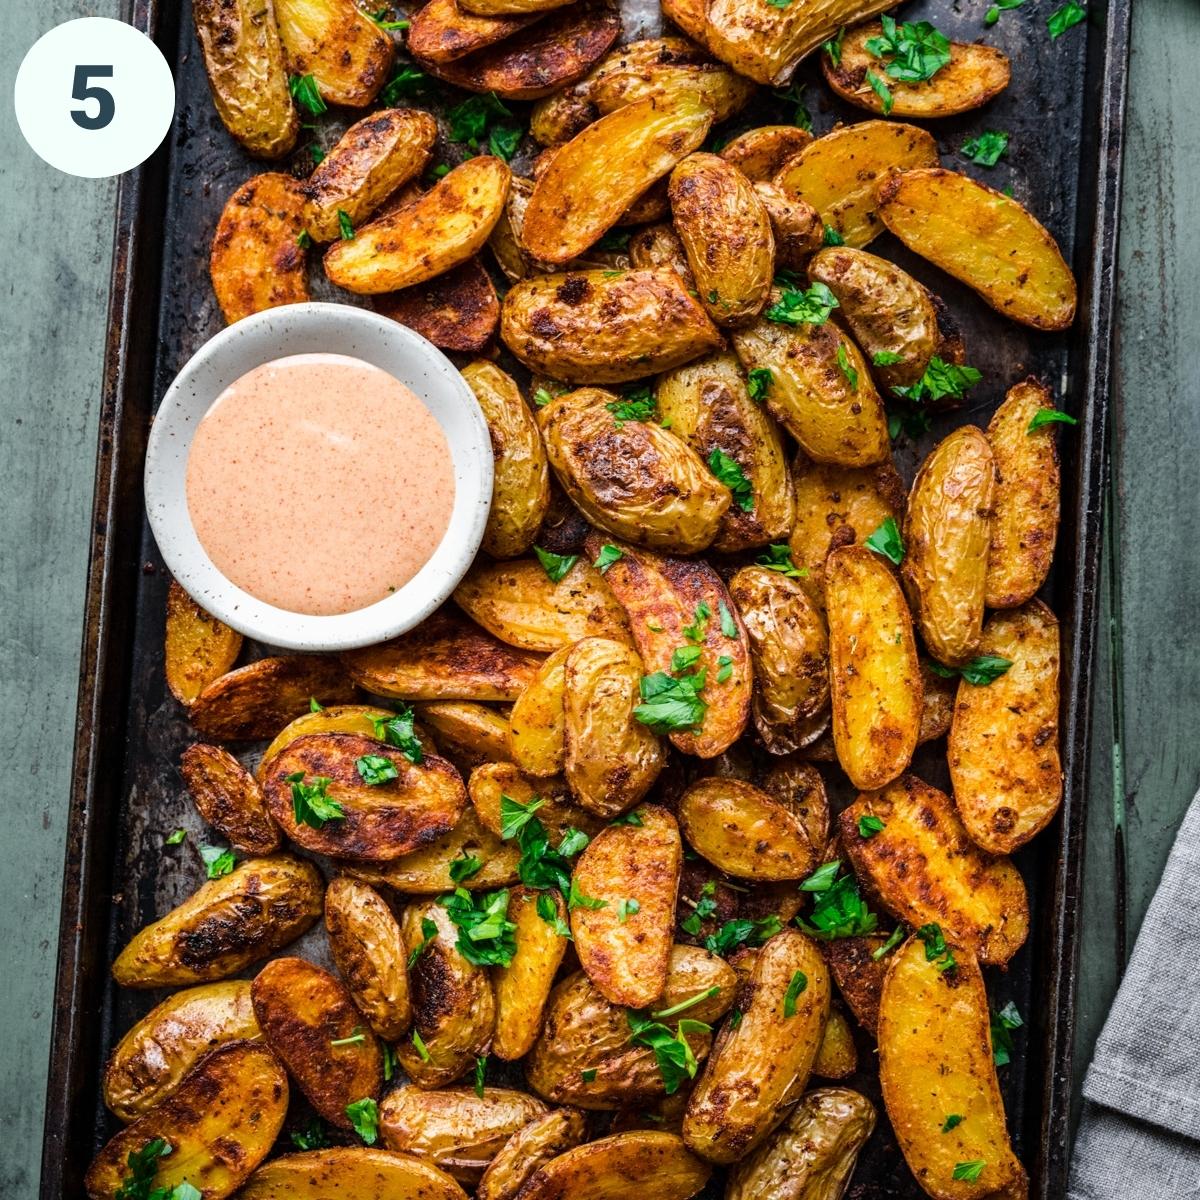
[186,353,455,616]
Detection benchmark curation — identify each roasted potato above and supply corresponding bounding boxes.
[111,856,323,987]
[720,125,813,182]
[180,743,280,854]
[463,361,551,559]
[103,981,262,1122]
[752,181,824,269]
[460,0,571,16]
[273,0,395,106]
[902,426,995,666]
[85,1041,287,1200]
[948,602,1062,854]
[325,876,411,1040]
[165,581,242,705]
[812,1007,858,1079]
[418,702,513,769]
[593,537,752,758]
[239,1148,468,1200]
[985,378,1062,607]
[879,938,1026,1200]
[877,168,1077,330]
[210,174,310,325]
[325,157,511,294]
[725,1087,876,1200]
[259,704,435,778]
[840,775,1029,965]
[825,935,889,1034]
[508,646,571,777]
[825,545,923,791]
[539,388,731,553]
[628,222,694,284]
[376,257,500,353]
[760,758,831,851]
[659,0,711,50]
[683,929,830,1163]
[468,762,603,842]
[669,153,775,326]
[729,565,829,753]
[477,1108,588,1200]
[380,1082,547,1183]
[824,22,1011,117]
[918,660,958,744]
[342,609,544,702]
[593,61,754,133]
[656,354,794,552]
[501,268,722,383]
[775,121,938,248]
[408,0,541,63]
[522,94,713,263]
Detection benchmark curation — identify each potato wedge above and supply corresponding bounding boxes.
[902,425,995,666]
[252,956,382,1128]
[840,775,1029,965]
[508,645,571,777]
[660,0,710,49]
[720,126,813,182]
[593,60,755,128]
[468,762,603,842]
[725,1087,876,1200]
[325,157,511,294]
[376,257,500,353]
[103,982,261,1123]
[775,121,938,248]
[455,558,632,653]
[261,733,466,861]
[518,1132,711,1200]
[240,1148,468,1200]
[325,876,411,1040]
[628,222,694,284]
[731,303,890,467]
[274,0,394,106]
[165,580,243,705]
[418,702,513,770]
[985,378,1062,607]
[112,856,323,987]
[825,545,922,791]
[408,0,541,64]
[760,759,831,853]
[752,181,824,270]
[523,94,713,263]
[210,173,310,325]
[948,602,1062,853]
[919,659,957,744]
[398,899,495,1087]
[825,935,889,1035]
[824,23,1011,117]
[259,704,435,778]
[460,0,570,16]
[380,1082,546,1183]
[683,929,830,1163]
[342,609,543,702]
[812,1007,857,1079]
[570,805,682,1007]
[478,1108,588,1200]
[85,1041,287,1200]
[502,268,722,383]
[591,537,752,758]
[878,168,1077,330]
[879,938,1025,1200]
[180,743,280,854]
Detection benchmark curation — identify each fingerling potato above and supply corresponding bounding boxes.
[761,759,831,852]
[812,1007,858,1079]
[408,0,540,64]
[181,743,280,854]
[477,1108,588,1200]
[376,257,500,353]
[720,125,813,182]
[628,222,694,285]
[589,55,754,127]
[467,762,603,842]
[165,580,242,705]
[825,935,889,1034]
[508,645,571,777]
[418,702,513,769]
[273,0,395,106]
[919,659,958,744]
[519,1132,711,1200]
[239,1148,468,1200]
[752,181,823,269]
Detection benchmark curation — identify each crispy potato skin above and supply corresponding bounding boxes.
[251,956,382,1128]
[192,0,298,158]
[463,362,551,559]
[239,1148,468,1200]
[825,935,889,1034]
[660,0,711,49]
[840,776,1030,965]
[261,733,467,860]
[948,602,1062,853]
[468,762,603,841]
[376,257,501,353]
[669,153,775,326]
[812,1007,858,1079]
[628,222,694,285]
[324,876,412,1040]
[761,759,831,854]
[508,645,571,777]
[592,60,755,128]
[165,581,243,705]
[418,702,513,770]
[775,122,938,247]
[258,704,433,779]
[985,379,1061,607]
[211,174,310,325]
[461,0,571,16]
[878,168,1077,330]
[477,1108,588,1200]
[752,181,823,270]
[902,426,995,666]
[918,660,957,744]
[103,982,261,1123]
[112,856,323,987]
[593,538,752,758]
[683,929,831,1163]
[273,0,395,106]
[825,546,922,791]
[502,269,722,384]
[570,804,682,1007]
[824,23,1011,116]
[409,0,540,64]
[720,125,813,182]
[181,743,281,854]
[519,1132,711,1200]
[380,1082,547,1183]
[523,95,713,263]
[879,939,1025,1200]
[326,157,511,294]
[85,1041,287,1200]
[725,1087,876,1200]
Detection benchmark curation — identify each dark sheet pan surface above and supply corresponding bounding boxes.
[41,0,1129,1194]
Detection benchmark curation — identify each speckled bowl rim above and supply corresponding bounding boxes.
[144,303,493,651]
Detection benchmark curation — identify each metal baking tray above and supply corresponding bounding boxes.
[39,0,1129,1194]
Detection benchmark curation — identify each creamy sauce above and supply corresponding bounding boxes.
[186,353,455,616]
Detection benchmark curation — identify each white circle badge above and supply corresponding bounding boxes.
[14,18,175,179]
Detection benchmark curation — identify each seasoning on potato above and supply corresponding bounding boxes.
[417,702,513,770]
[720,125,813,181]
[273,0,396,107]
[508,644,572,777]
[477,1107,589,1200]
[164,580,243,705]
[181,743,280,854]
[239,1147,468,1200]
[376,257,501,354]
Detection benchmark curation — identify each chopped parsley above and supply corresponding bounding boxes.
[337,210,355,241]
[594,543,623,573]
[596,228,632,252]
[290,1119,331,1151]
[1029,408,1078,432]
[872,926,907,960]
[1047,1,1085,38]
[865,516,904,566]
[114,1137,173,1200]
[991,1000,1024,1066]
[634,670,707,734]
[708,450,754,512]
[449,852,483,883]
[534,546,578,583]
[297,230,313,250]
[199,844,235,879]
[717,656,733,684]
[682,601,711,643]
[356,754,399,786]
[728,1008,743,1029]
[533,387,554,407]
[606,386,657,427]
[889,408,933,441]
[447,92,513,151]
[164,828,186,846]
[367,6,410,29]
[942,1114,964,1132]
[916,922,957,973]
[865,70,894,114]
[581,1067,597,1082]
[822,25,845,66]
[857,814,886,838]
[823,223,845,246]
[626,1011,711,1093]
[407,916,438,969]
[892,357,982,403]
[500,793,545,840]
[764,277,839,326]
[680,880,718,935]
[440,887,517,967]
[309,696,324,712]
[771,82,812,131]
[836,342,859,391]
[288,74,326,117]
[371,705,424,764]
[330,1028,366,1047]
[410,1028,431,1062]
[672,645,703,672]
[381,64,430,105]
[536,891,572,937]
[611,810,644,827]
[953,1161,986,1183]
[502,798,594,914]
[961,131,1010,167]
[719,602,737,638]
[488,123,523,163]
[345,1097,379,1145]
[865,16,952,83]
[873,350,905,366]
[797,861,878,940]
[704,914,783,957]
[617,898,641,923]
[928,656,1014,686]
[985,0,1024,23]
[382,1042,397,1081]
[756,543,808,578]
[474,1055,487,1098]
[653,986,721,1020]
[783,970,808,1017]
[747,367,773,401]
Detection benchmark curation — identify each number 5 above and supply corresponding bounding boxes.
[71,65,115,130]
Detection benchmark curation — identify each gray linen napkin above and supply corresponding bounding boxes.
[1068,787,1200,1197]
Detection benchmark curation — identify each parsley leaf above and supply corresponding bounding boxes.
[534,546,578,583]
[594,543,623,573]
[596,228,632,252]
[634,670,708,733]
[345,1097,379,1145]
[764,277,839,326]
[382,1042,397,1081]
[719,602,737,639]
[199,844,235,879]
[617,898,641,923]
[682,601,711,643]
[942,1113,964,1132]
[672,645,703,673]
[381,64,430,105]
[865,69,894,114]
[756,543,807,578]
[407,916,439,968]
[823,25,845,66]
[449,852,483,883]
[287,772,344,829]
[858,814,886,838]
[985,0,1024,23]
[783,970,808,1017]
[991,1000,1024,1066]
[823,223,845,246]
[953,1161,986,1183]
[653,986,721,1020]
[704,914,783,956]
[872,926,906,960]
[164,829,186,846]
[961,130,1010,167]
[611,810,644,827]
[371,706,424,764]
[916,922,957,973]
[488,124,523,163]
[115,1138,173,1200]
[680,881,718,935]
[797,862,879,940]
[865,16,952,83]
[357,754,399,786]
[440,887,517,966]
[500,793,545,840]
[309,696,324,712]
[288,74,326,117]
[1048,1,1085,38]
[626,1012,711,1093]
[929,655,1014,686]
[708,449,755,512]
[747,367,773,401]
[581,1067,597,1082]
[297,230,313,250]
[836,342,859,390]
[1029,408,1077,432]
[290,1119,330,1151]
[474,1055,487,1098]
[367,6,410,29]
[567,878,608,911]
[865,516,904,565]
[716,655,733,684]
[873,350,905,366]
[536,890,572,937]
[892,357,982,403]
[888,407,933,441]
[447,92,513,150]
[771,82,812,131]
[606,386,658,427]
[337,210,355,241]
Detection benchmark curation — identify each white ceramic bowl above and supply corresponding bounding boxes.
[145,303,493,651]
